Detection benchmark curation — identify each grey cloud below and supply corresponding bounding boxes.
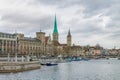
[82,0,112,15]
[1,11,54,32]
[110,33,120,38]
[0,0,120,48]
[68,18,105,35]
[38,0,112,17]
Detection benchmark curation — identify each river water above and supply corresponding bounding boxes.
[0,60,120,80]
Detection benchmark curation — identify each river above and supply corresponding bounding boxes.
[0,59,120,80]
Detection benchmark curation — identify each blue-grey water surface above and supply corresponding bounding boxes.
[0,60,120,80]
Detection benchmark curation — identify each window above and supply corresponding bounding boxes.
[0,40,2,46]
[4,40,6,46]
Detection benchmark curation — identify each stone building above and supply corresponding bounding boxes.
[45,35,53,56]
[0,16,105,57]
[0,32,16,55]
[0,31,45,57]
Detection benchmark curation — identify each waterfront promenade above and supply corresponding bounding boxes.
[0,61,40,73]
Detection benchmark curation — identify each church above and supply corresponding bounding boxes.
[45,16,83,57]
[45,15,103,57]
[0,15,103,57]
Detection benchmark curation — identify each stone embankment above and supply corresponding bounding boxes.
[0,61,40,73]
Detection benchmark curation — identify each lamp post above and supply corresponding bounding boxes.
[15,37,18,62]
[7,53,10,62]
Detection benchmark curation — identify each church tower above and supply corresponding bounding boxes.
[53,15,59,42]
[36,30,45,54]
[67,29,72,46]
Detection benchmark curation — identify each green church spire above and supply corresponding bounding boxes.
[53,15,58,34]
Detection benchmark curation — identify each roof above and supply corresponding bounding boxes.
[60,44,67,46]
[36,31,45,34]
[71,46,82,49]
[67,29,71,37]
[0,32,15,36]
[20,37,41,42]
[0,32,16,38]
[53,15,58,34]
[53,40,60,46]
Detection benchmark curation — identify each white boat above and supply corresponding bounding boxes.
[109,58,118,60]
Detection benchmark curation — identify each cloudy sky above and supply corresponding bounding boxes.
[0,0,119,49]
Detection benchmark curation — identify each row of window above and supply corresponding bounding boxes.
[0,40,16,46]
[18,52,40,55]
[0,34,16,38]
[20,42,41,46]
[20,46,41,50]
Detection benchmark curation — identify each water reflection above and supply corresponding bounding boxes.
[0,60,120,80]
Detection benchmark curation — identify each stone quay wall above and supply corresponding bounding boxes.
[0,61,40,73]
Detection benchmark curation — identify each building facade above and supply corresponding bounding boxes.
[0,16,105,57]
[0,32,16,55]
[0,31,45,57]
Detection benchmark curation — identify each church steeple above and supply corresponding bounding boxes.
[53,15,58,34]
[67,28,71,37]
[53,15,59,42]
[67,28,72,46]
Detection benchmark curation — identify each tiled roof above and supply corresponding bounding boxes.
[71,46,82,49]
[20,37,41,42]
[60,44,67,46]
[0,32,13,35]
[0,32,16,38]
[53,40,60,46]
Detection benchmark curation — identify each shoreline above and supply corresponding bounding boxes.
[0,61,40,73]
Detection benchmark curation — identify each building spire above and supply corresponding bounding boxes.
[67,28,72,46]
[53,15,58,34]
[40,29,42,32]
[68,28,71,37]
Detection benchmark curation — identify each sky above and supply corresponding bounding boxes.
[0,0,119,49]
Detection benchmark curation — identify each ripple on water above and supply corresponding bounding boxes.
[0,60,120,80]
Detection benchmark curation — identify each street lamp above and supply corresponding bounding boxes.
[15,37,18,62]
[7,53,10,62]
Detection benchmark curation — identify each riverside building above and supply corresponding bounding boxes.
[0,32,16,55]
[0,16,104,57]
[0,31,45,57]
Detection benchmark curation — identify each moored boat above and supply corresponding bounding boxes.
[46,62,58,66]
[73,57,81,61]
[81,57,89,61]
[118,57,120,60]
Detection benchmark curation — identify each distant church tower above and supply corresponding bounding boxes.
[53,15,59,42]
[67,29,72,46]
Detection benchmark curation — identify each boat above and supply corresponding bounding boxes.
[118,57,120,60]
[46,62,58,66]
[81,57,89,61]
[40,61,58,66]
[40,57,58,66]
[109,58,118,60]
[65,57,73,62]
[65,57,81,62]
[57,55,66,63]
[72,57,81,61]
